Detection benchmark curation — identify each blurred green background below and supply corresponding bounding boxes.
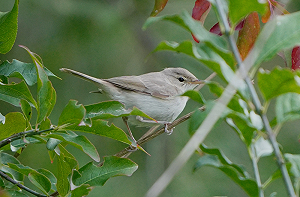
[1,0,300,196]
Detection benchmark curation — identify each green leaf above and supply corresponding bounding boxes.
[66,119,131,145]
[0,152,23,181]
[85,101,155,121]
[20,46,56,124]
[195,145,258,197]
[39,118,51,130]
[0,59,58,85]
[226,112,256,147]
[46,131,100,162]
[71,184,91,197]
[182,90,205,104]
[254,137,273,160]
[28,171,51,194]
[0,112,26,148]
[58,100,85,126]
[0,0,19,54]
[20,99,32,122]
[37,168,57,192]
[228,0,267,25]
[0,81,37,108]
[285,154,300,178]
[46,138,61,151]
[247,12,300,74]
[57,153,72,197]
[206,81,244,113]
[10,137,40,152]
[72,156,138,186]
[143,11,227,49]
[276,93,300,124]
[258,67,300,101]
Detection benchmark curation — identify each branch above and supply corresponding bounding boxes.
[0,128,54,149]
[0,170,47,197]
[215,1,296,196]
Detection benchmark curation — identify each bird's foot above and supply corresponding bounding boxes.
[164,123,174,135]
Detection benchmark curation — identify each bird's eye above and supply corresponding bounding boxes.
[178,77,185,82]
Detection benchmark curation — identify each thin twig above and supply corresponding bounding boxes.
[250,145,264,197]
[215,1,295,196]
[0,128,54,149]
[0,170,47,197]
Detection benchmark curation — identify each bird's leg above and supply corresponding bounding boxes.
[122,117,137,151]
[136,116,174,135]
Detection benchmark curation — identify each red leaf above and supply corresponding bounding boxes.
[237,12,260,60]
[192,0,211,24]
[292,46,300,70]
[209,23,222,36]
[150,0,169,16]
[209,20,245,36]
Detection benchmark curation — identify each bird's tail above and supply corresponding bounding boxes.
[60,68,103,85]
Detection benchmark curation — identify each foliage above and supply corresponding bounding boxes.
[1,0,300,197]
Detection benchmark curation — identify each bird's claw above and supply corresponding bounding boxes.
[164,123,174,135]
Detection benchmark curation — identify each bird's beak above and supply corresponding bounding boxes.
[189,79,205,84]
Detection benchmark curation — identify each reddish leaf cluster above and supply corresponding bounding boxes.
[150,0,297,70]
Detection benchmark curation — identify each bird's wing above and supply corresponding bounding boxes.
[104,73,178,99]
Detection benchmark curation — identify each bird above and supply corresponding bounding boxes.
[60,67,203,144]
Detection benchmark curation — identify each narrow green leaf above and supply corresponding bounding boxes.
[194,155,258,197]
[71,184,91,197]
[0,152,23,181]
[46,131,100,162]
[276,93,300,124]
[0,59,59,86]
[85,101,155,121]
[66,119,131,145]
[37,168,57,192]
[182,90,205,104]
[247,12,300,74]
[0,112,26,146]
[58,100,85,126]
[20,46,56,124]
[10,137,40,151]
[258,67,300,101]
[7,163,51,191]
[72,156,138,186]
[228,0,267,25]
[20,99,32,122]
[0,0,19,54]
[57,153,71,197]
[143,11,227,49]
[196,145,258,197]
[0,81,37,108]
[28,171,51,194]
